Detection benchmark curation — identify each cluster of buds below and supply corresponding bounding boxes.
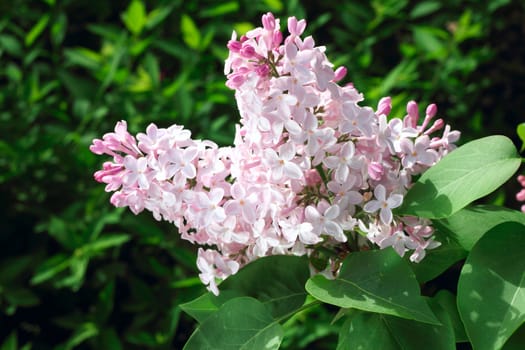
[91,13,460,294]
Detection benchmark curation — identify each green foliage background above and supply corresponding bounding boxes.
[0,0,523,348]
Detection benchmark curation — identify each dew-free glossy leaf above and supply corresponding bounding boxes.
[180,290,242,323]
[220,255,309,318]
[337,304,455,350]
[434,205,525,251]
[458,222,525,350]
[433,290,468,342]
[184,297,283,350]
[181,255,309,321]
[398,136,520,219]
[306,249,439,324]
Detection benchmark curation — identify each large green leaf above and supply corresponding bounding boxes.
[337,303,455,350]
[398,136,520,219]
[435,205,525,251]
[181,255,309,321]
[184,297,283,350]
[458,222,525,350]
[432,290,468,343]
[180,290,242,323]
[305,249,439,324]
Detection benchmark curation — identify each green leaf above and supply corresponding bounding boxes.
[97,329,123,350]
[145,6,173,29]
[184,297,283,350]
[78,233,130,256]
[4,287,40,307]
[337,311,398,350]
[25,14,50,46]
[305,249,439,324]
[0,34,22,56]
[409,1,442,18]
[434,205,525,251]
[31,254,71,285]
[433,290,468,342]
[199,2,239,18]
[180,290,243,323]
[517,122,525,152]
[0,255,35,284]
[503,324,525,350]
[51,12,67,46]
[181,255,309,321]
[337,304,455,350]
[64,47,102,70]
[221,255,309,318]
[121,0,147,35]
[412,26,447,59]
[0,332,17,350]
[398,136,521,219]
[458,222,525,350]
[143,53,160,87]
[100,33,127,92]
[181,14,201,50]
[60,322,99,350]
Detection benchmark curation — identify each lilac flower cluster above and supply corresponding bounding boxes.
[90,13,460,294]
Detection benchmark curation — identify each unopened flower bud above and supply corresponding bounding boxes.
[377,97,392,116]
[333,66,347,82]
[426,103,437,118]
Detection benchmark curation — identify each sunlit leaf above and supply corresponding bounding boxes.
[337,304,455,350]
[25,14,50,46]
[434,205,525,251]
[181,14,201,50]
[121,0,147,35]
[398,136,521,219]
[306,249,439,324]
[181,255,309,322]
[458,222,525,350]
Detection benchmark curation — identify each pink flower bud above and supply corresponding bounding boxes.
[262,12,276,30]
[227,40,242,52]
[426,103,437,118]
[517,189,525,202]
[255,64,270,77]
[405,101,419,128]
[423,118,444,135]
[407,101,419,118]
[333,66,347,82]
[240,45,256,58]
[288,17,306,36]
[272,31,283,47]
[377,97,392,116]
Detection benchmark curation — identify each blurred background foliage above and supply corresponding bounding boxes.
[0,0,523,348]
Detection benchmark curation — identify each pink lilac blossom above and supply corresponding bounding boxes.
[90,13,460,294]
[517,175,525,213]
